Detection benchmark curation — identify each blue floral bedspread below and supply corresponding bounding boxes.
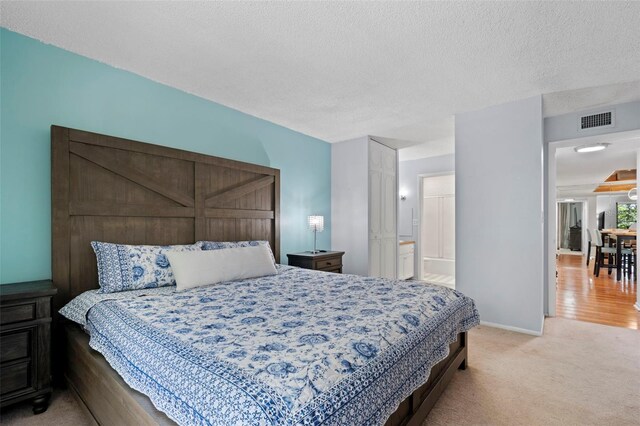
[61,265,479,425]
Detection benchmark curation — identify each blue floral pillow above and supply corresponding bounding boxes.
[197,240,276,265]
[91,242,200,293]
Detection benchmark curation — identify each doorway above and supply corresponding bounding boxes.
[547,135,639,329]
[556,201,585,255]
[418,173,455,288]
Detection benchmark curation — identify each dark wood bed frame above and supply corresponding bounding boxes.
[50,125,467,426]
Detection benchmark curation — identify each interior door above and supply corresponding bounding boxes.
[369,169,382,236]
[368,142,383,277]
[369,238,381,277]
[368,140,397,279]
[380,143,397,279]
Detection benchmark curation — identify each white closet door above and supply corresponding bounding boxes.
[368,140,397,279]
[381,238,396,278]
[369,238,381,277]
[441,195,455,260]
[369,140,383,169]
[369,169,382,236]
[379,143,396,279]
[368,142,383,277]
[382,173,396,236]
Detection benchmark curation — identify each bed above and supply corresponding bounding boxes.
[50,126,479,425]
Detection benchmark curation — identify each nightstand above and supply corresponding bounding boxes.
[287,251,345,273]
[0,280,57,414]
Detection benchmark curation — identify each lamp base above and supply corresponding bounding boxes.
[306,250,326,254]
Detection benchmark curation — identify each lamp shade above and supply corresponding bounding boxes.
[308,215,324,233]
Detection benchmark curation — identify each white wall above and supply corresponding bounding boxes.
[456,95,544,335]
[545,101,640,143]
[331,137,369,275]
[596,194,632,229]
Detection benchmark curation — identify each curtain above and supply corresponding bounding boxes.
[557,203,571,249]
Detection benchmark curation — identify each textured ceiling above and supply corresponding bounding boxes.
[556,134,640,197]
[2,1,640,147]
[543,81,640,118]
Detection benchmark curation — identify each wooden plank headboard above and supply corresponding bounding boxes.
[51,125,280,310]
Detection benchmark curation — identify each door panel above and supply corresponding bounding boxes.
[369,140,397,279]
[369,169,382,235]
[382,147,396,174]
[369,142,382,170]
[381,238,396,279]
[369,238,381,277]
[382,173,396,236]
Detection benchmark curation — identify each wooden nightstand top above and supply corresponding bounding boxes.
[0,280,57,302]
[286,250,345,260]
[287,251,345,274]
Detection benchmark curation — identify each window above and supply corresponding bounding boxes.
[616,202,637,229]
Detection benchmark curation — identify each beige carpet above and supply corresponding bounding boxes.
[1,318,638,426]
[426,318,640,425]
[0,386,92,426]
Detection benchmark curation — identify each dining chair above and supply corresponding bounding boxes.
[626,248,636,277]
[586,229,593,267]
[593,230,617,277]
[621,240,636,277]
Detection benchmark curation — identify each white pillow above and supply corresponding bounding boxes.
[166,245,277,291]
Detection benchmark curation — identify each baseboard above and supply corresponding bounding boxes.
[480,320,543,336]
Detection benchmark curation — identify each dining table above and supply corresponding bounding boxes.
[600,228,637,281]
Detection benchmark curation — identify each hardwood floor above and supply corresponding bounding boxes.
[556,253,639,329]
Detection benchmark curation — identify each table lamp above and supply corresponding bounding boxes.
[308,215,324,253]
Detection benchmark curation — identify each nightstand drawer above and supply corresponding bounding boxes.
[1,329,32,363]
[320,266,342,274]
[1,360,32,396]
[313,257,342,270]
[0,303,36,325]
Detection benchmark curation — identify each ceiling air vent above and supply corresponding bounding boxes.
[579,110,614,131]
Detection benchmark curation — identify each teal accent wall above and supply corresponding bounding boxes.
[0,29,331,284]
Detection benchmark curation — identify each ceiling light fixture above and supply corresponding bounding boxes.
[573,143,610,153]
